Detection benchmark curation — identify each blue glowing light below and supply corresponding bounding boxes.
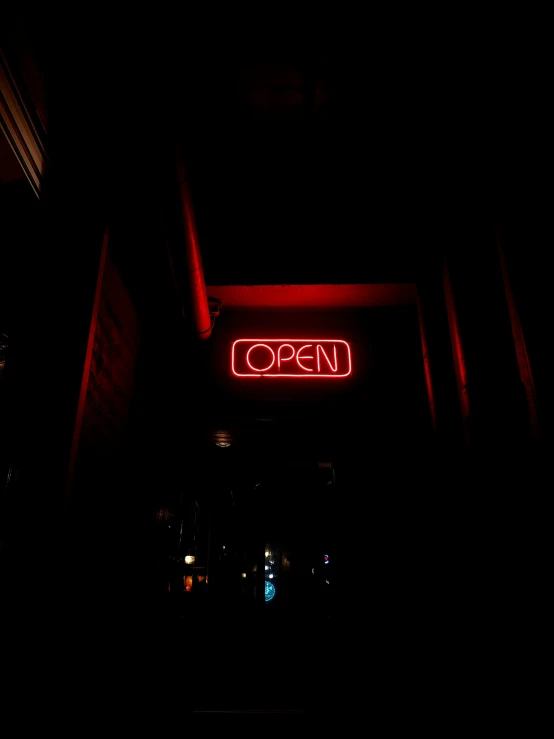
[265,580,276,602]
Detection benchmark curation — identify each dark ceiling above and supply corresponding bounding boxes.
[2,9,513,289]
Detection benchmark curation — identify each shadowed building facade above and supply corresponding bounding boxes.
[1,13,548,718]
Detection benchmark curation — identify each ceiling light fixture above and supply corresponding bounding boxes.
[213,429,232,447]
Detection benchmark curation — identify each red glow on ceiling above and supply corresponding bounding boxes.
[232,339,352,378]
[206,284,417,311]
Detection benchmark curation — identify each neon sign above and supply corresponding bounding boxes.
[232,339,352,378]
[265,580,276,602]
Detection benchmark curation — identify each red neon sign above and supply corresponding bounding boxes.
[231,339,352,378]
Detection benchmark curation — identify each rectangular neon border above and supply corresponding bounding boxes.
[231,339,352,377]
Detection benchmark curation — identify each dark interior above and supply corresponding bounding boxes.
[1,11,549,722]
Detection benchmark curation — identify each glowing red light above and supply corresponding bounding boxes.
[232,339,352,378]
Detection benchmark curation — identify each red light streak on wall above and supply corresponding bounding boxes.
[443,259,471,444]
[496,233,540,442]
[416,291,437,434]
[232,339,352,378]
[65,227,109,502]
